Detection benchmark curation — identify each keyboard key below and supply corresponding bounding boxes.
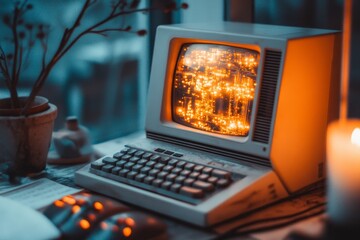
[101,164,114,173]
[121,154,132,161]
[149,169,160,177]
[126,171,137,180]
[113,152,124,159]
[216,179,231,188]
[161,181,172,190]
[137,159,148,165]
[189,172,200,179]
[144,176,155,185]
[176,161,186,168]
[173,153,183,157]
[142,152,153,159]
[146,161,156,168]
[127,149,137,155]
[175,176,186,184]
[198,174,209,181]
[164,150,174,155]
[102,157,118,165]
[180,186,204,198]
[154,163,165,170]
[194,165,204,172]
[212,169,231,179]
[166,173,177,182]
[154,148,165,153]
[129,157,140,163]
[171,168,182,174]
[111,166,122,175]
[170,183,181,193]
[184,163,195,170]
[180,170,191,177]
[91,161,105,170]
[140,166,151,174]
[184,178,195,186]
[120,147,130,153]
[193,180,215,192]
[135,174,146,182]
[202,167,213,175]
[150,155,161,162]
[134,151,145,157]
[116,160,127,168]
[157,172,168,180]
[207,176,218,184]
[163,165,174,172]
[132,164,143,172]
[118,169,130,177]
[152,179,162,187]
[168,159,178,166]
[159,157,171,164]
[124,162,135,169]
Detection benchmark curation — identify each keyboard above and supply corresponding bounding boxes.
[89,146,242,205]
[75,138,286,227]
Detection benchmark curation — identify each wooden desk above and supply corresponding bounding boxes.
[0,132,326,240]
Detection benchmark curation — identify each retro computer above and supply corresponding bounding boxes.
[75,21,341,227]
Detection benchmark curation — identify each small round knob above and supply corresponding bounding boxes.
[66,116,79,131]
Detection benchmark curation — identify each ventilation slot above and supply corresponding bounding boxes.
[253,50,282,144]
[147,132,271,167]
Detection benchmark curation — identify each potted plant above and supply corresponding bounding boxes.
[0,0,188,177]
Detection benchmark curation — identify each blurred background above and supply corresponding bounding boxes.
[0,0,359,144]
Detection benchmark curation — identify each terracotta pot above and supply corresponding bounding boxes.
[0,96,57,176]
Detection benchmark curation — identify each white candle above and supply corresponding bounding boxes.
[327,119,360,224]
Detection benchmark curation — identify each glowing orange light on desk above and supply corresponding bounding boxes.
[93,201,103,211]
[62,196,76,205]
[72,205,81,214]
[125,217,135,227]
[101,222,108,230]
[172,44,259,136]
[122,227,132,237]
[54,200,64,208]
[79,219,91,230]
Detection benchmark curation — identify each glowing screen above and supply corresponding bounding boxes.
[172,44,259,136]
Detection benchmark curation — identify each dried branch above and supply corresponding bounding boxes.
[0,46,19,108]
[0,0,188,115]
[11,6,20,90]
[15,42,23,85]
[39,28,49,71]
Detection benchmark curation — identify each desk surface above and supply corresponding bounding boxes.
[0,132,326,240]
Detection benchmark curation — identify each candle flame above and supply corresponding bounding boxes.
[351,128,360,146]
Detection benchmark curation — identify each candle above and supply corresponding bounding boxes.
[327,119,360,224]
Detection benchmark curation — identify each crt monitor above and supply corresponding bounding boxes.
[146,21,341,197]
[76,21,341,227]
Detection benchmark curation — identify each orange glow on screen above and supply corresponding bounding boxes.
[172,44,259,136]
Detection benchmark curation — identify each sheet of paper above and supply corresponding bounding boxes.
[0,178,82,210]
